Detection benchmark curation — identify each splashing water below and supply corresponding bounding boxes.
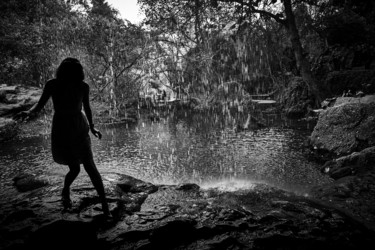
[0,109,331,203]
[200,178,259,192]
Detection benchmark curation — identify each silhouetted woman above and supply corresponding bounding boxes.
[16,58,110,216]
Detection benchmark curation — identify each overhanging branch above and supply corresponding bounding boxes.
[218,0,287,26]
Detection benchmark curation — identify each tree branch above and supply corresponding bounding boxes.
[249,5,287,26]
[218,0,287,26]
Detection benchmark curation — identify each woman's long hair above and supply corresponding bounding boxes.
[56,57,85,82]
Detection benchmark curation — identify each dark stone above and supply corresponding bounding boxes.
[3,210,36,225]
[206,236,246,250]
[26,220,102,250]
[279,77,315,118]
[321,146,375,179]
[121,192,149,213]
[149,219,197,248]
[196,223,243,240]
[118,228,151,242]
[329,165,356,179]
[175,183,200,191]
[321,97,337,109]
[253,234,315,250]
[2,174,375,250]
[13,173,48,192]
[310,102,375,156]
[116,175,158,194]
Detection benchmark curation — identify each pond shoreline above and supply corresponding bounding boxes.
[2,92,375,249]
[1,173,374,250]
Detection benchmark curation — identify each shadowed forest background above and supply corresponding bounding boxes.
[1,0,374,118]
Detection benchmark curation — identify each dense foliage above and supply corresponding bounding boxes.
[139,0,374,106]
[1,0,374,116]
[0,0,148,116]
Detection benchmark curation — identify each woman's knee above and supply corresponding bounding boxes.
[68,164,81,175]
[82,160,99,175]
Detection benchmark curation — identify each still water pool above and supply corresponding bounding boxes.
[0,110,332,201]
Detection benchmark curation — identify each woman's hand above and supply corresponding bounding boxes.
[90,126,102,139]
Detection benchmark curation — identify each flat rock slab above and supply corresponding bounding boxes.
[321,146,375,179]
[1,173,374,250]
[334,95,375,106]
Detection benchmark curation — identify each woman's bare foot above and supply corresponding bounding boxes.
[62,188,72,209]
[62,197,72,209]
[101,200,112,218]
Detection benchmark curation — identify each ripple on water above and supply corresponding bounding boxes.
[0,113,332,202]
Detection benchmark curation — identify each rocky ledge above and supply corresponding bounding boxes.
[0,84,45,142]
[1,173,374,250]
[308,95,375,233]
[0,84,41,118]
[310,96,375,156]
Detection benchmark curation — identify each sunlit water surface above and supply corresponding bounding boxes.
[0,110,332,202]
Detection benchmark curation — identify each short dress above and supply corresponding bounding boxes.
[47,79,93,165]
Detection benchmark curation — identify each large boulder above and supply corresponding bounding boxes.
[333,95,375,106]
[320,95,375,110]
[0,84,42,141]
[279,77,315,118]
[310,170,375,228]
[310,102,375,156]
[0,84,41,117]
[322,146,375,179]
[116,174,158,194]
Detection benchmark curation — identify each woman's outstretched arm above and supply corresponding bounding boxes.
[15,81,52,120]
[30,82,52,113]
[83,83,102,139]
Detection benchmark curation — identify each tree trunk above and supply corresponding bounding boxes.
[194,0,202,44]
[283,0,321,107]
[107,31,118,117]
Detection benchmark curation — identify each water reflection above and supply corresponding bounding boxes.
[96,110,330,193]
[0,110,332,201]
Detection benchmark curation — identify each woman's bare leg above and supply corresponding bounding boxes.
[62,164,80,207]
[82,158,110,215]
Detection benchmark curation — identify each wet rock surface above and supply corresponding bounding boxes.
[1,84,375,249]
[0,117,19,142]
[308,96,375,235]
[310,102,375,156]
[279,77,315,118]
[309,146,375,231]
[13,173,49,192]
[333,95,375,106]
[321,146,375,179]
[0,84,41,118]
[0,84,43,142]
[310,169,375,232]
[1,173,374,250]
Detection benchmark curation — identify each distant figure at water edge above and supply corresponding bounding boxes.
[15,57,111,217]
